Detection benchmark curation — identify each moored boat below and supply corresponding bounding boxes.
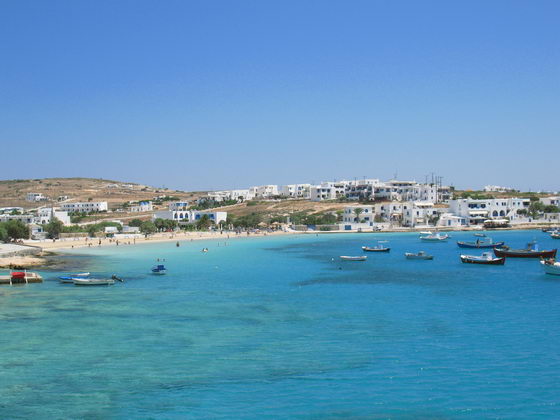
[151,264,167,274]
[340,256,367,261]
[405,251,433,260]
[541,259,560,276]
[73,278,115,286]
[420,233,449,242]
[59,272,90,283]
[551,233,560,239]
[494,242,557,259]
[457,237,504,249]
[460,252,505,265]
[362,241,390,252]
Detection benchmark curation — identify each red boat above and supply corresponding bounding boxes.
[493,245,557,259]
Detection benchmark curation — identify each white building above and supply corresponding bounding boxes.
[205,189,255,203]
[38,207,71,225]
[26,193,47,202]
[153,210,227,225]
[168,201,190,211]
[374,180,439,203]
[255,185,279,198]
[61,201,109,213]
[437,213,468,228]
[279,184,311,199]
[540,196,560,207]
[129,201,153,212]
[310,182,346,201]
[342,205,376,224]
[484,185,516,192]
[448,198,531,224]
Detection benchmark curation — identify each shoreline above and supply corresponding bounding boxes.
[3,223,555,270]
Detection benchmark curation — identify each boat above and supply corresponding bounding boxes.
[493,242,557,259]
[362,246,390,252]
[151,264,167,274]
[457,236,504,249]
[540,259,560,276]
[420,233,449,242]
[404,251,433,260]
[460,252,505,265]
[551,233,560,239]
[340,256,367,261]
[59,272,90,283]
[73,278,115,286]
[362,241,390,252]
[474,233,487,237]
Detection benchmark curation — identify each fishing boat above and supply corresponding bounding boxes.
[474,233,487,237]
[420,233,449,242]
[73,278,115,286]
[404,251,433,260]
[551,232,560,239]
[362,241,390,252]
[340,256,367,261]
[151,264,167,274]
[457,236,504,249]
[59,272,90,283]
[493,242,557,259]
[540,259,560,276]
[460,252,505,265]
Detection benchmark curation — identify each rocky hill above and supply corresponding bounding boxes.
[0,178,203,209]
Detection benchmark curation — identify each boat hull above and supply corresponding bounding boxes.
[340,256,367,261]
[405,253,433,260]
[460,256,505,265]
[541,261,560,276]
[362,247,390,252]
[73,278,115,286]
[494,248,557,259]
[457,241,504,249]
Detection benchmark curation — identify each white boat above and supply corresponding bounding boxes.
[340,256,367,261]
[420,233,449,242]
[405,251,433,260]
[73,278,115,286]
[541,260,560,276]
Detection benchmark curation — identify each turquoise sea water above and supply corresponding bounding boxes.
[1,230,560,419]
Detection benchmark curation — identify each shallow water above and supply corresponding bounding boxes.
[1,230,560,418]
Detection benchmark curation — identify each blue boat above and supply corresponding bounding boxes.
[59,272,90,283]
[151,264,167,275]
[457,236,504,249]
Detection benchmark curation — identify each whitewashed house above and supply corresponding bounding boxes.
[279,184,311,198]
[153,210,227,225]
[129,201,153,212]
[26,193,47,202]
[310,182,346,201]
[540,196,560,207]
[38,207,71,225]
[448,198,530,225]
[61,201,109,213]
[168,201,190,211]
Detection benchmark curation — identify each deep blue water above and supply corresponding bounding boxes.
[1,230,560,419]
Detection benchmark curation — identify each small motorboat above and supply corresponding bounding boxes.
[340,256,367,261]
[362,241,390,252]
[474,233,487,237]
[73,278,115,286]
[59,272,90,283]
[420,233,449,242]
[541,259,560,276]
[151,264,167,274]
[457,236,504,249]
[551,233,560,239]
[494,242,557,259]
[405,251,434,260]
[460,252,505,265]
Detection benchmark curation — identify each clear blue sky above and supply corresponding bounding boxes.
[1,0,558,192]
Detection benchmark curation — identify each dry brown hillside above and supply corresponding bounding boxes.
[0,178,204,209]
